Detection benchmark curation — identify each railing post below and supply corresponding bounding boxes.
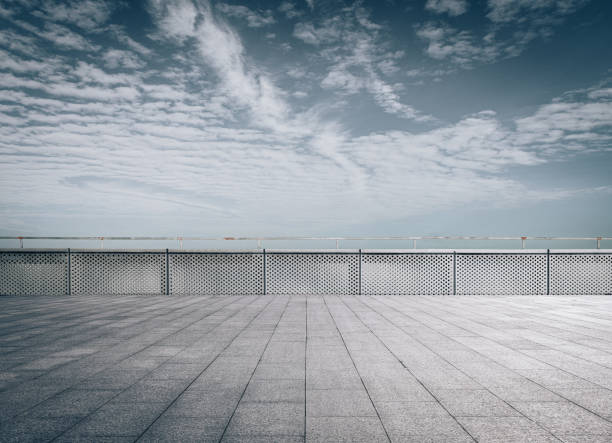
[413,239,417,249]
[336,239,339,249]
[100,237,104,249]
[521,236,526,249]
[546,249,550,295]
[18,237,23,248]
[358,249,362,296]
[165,248,169,295]
[263,249,266,295]
[453,251,456,295]
[67,248,71,296]
[597,237,601,249]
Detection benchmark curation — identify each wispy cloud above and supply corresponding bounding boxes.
[294,5,429,121]
[32,0,115,30]
[216,3,275,28]
[279,1,303,19]
[417,0,592,69]
[425,0,468,17]
[0,0,609,235]
[486,0,589,24]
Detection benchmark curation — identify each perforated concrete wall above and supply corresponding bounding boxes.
[456,253,548,295]
[550,253,612,295]
[0,251,68,296]
[1,249,611,295]
[265,252,359,295]
[169,252,263,295]
[361,253,453,295]
[70,251,166,295]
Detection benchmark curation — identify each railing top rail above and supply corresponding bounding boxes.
[0,236,610,241]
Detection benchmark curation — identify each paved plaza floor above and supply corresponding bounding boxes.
[0,295,611,442]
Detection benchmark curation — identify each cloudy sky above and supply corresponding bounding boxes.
[0,0,611,242]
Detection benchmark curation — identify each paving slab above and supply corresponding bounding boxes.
[0,294,611,442]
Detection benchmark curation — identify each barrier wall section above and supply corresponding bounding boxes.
[361,252,453,295]
[1,249,611,295]
[169,252,263,295]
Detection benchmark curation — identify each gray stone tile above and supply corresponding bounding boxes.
[224,401,304,437]
[113,379,189,404]
[25,389,117,418]
[138,415,226,442]
[222,436,304,443]
[165,389,242,418]
[307,389,377,417]
[65,402,166,437]
[381,413,467,438]
[548,387,612,419]
[511,401,612,436]
[242,379,305,403]
[458,416,559,443]
[253,362,305,380]
[3,295,612,443]
[73,368,149,390]
[434,389,520,417]
[307,368,362,390]
[376,401,450,419]
[306,416,388,442]
[146,362,206,380]
[0,416,80,443]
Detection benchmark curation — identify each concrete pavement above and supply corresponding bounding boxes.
[1,295,611,442]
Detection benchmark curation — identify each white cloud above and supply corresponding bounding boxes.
[487,0,588,23]
[33,0,114,30]
[279,1,302,19]
[0,0,609,235]
[417,0,590,69]
[294,6,428,120]
[425,0,468,16]
[102,49,144,69]
[216,3,275,28]
[147,0,198,42]
[109,25,152,55]
[15,20,100,51]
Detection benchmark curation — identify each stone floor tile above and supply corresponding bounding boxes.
[435,389,520,417]
[64,402,167,437]
[165,389,242,417]
[511,401,612,436]
[307,389,377,417]
[242,379,305,403]
[458,416,559,443]
[224,401,305,437]
[137,415,226,442]
[306,416,389,442]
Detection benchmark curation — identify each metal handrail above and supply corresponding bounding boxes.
[0,235,608,249]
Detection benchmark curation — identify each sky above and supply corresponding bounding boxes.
[0,0,611,246]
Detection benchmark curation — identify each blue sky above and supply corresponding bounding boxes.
[0,0,611,243]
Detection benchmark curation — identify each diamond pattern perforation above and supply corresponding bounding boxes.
[456,254,547,295]
[169,253,263,295]
[361,254,453,295]
[550,254,612,295]
[266,253,359,295]
[0,252,68,295]
[70,252,166,295]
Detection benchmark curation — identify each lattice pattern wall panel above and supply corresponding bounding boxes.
[456,254,547,295]
[0,252,68,295]
[362,254,453,295]
[266,253,359,295]
[71,252,166,295]
[550,254,612,295]
[169,253,263,295]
